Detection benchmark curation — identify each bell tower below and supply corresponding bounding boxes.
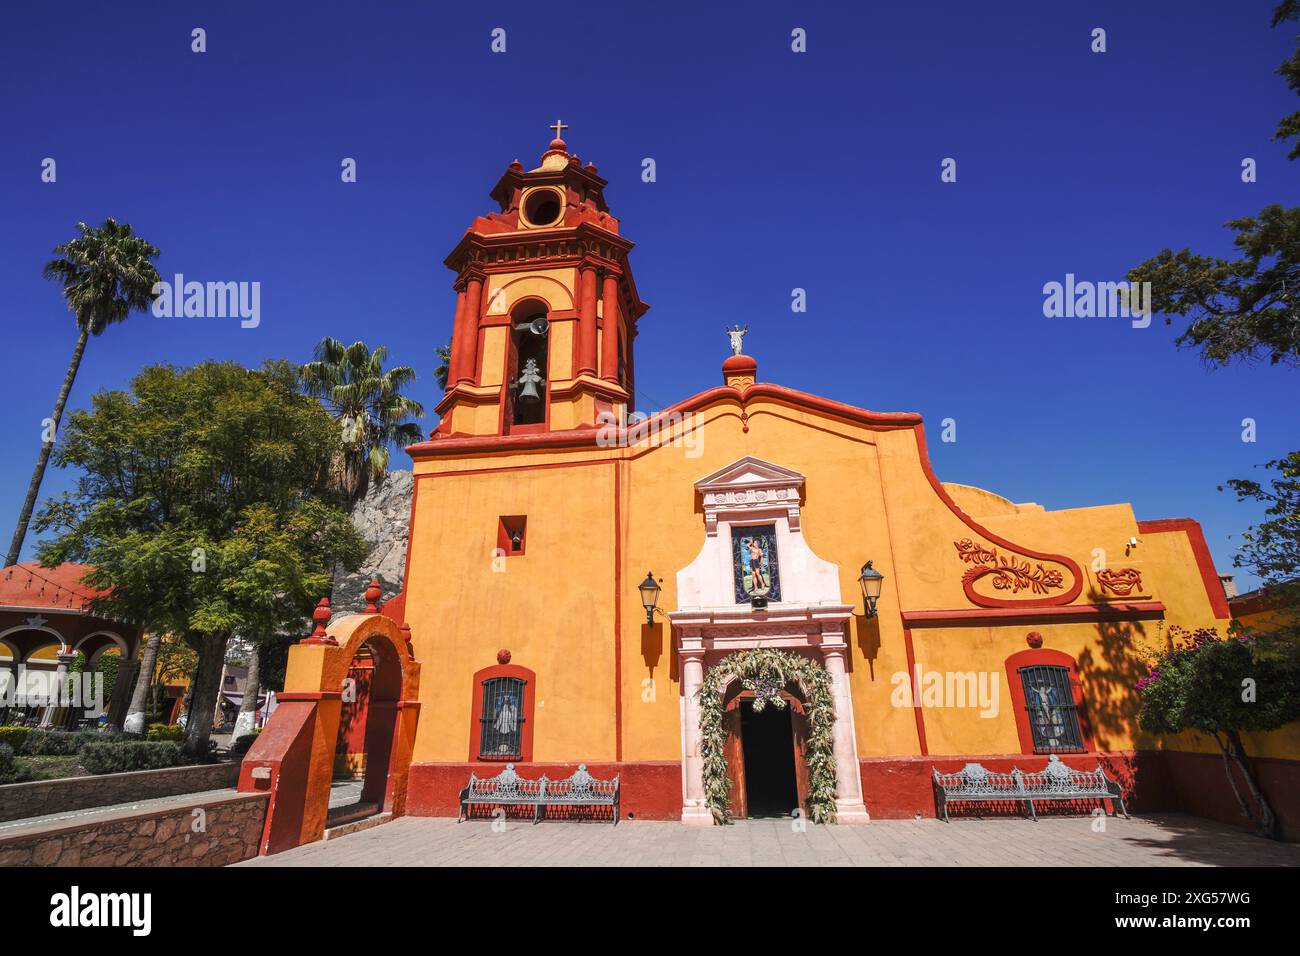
[434,124,649,438]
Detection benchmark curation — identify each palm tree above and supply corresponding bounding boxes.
[299,338,425,505]
[5,219,161,567]
[434,341,452,390]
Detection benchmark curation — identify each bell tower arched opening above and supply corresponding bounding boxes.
[506,298,549,429]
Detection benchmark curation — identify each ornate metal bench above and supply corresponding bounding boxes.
[933,755,1128,822]
[459,763,620,824]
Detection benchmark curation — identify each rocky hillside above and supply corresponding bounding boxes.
[331,469,413,614]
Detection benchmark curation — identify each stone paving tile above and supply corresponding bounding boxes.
[237,813,1300,867]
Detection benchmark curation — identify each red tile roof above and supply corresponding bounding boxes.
[0,562,105,612]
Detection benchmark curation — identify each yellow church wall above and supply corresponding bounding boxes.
[909,619,1155,756]
[483,268,576,316]
[479,327,507,388]
[445,398,499,436]
[1138,528,1229,630]
[404,461,618,764]
[404,382,1289,790]
[549,319,574,381]
[613,398,925,762]
[943,483,1041,518]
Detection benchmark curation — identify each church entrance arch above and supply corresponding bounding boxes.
[238,606,420,855]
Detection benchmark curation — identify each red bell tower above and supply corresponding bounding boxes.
[434,124,649,438]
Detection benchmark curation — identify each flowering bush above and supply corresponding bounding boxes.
[1136,626,1300,838]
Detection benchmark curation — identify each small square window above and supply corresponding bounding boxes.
[497,516,527,556]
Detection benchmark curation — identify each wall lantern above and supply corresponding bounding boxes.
[858,561,884,617]
[639,571,662,625]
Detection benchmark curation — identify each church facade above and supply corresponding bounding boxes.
[391,131,1239,824]
[243,131,1290,849]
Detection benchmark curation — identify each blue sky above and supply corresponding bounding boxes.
[1,1,1296,589]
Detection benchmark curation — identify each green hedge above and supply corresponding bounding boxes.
[20,729,81,755]
[19,728,139,756]
[0,742,12,778]
[0,726,31,752]
[145,723,185,742]
[79,741,189,775]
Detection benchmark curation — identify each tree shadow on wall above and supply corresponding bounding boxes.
[1073,588,1166,803]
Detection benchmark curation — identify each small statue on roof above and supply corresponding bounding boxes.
[725,324,748,356]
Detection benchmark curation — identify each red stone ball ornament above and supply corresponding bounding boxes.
[301,596,338,646]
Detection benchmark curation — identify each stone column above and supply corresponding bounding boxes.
[600,273,620,383]
[577,264,598,377]
[820,641,871,823]
[679,647,713,825]
[454,276,484,386]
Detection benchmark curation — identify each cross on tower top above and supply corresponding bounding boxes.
[549,119,568,142]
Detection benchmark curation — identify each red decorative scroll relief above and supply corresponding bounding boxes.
[953,538,1077,607]
[1096,567,1143,596]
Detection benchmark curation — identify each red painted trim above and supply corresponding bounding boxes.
[901,627,929,755]
[468,662,537,762]
[409,382,921,458]
[276,691,343,702]
[1004,647,1096,754]
[901,601,1166,628]
[1136,518,1231,620]
[912,424,1084,607]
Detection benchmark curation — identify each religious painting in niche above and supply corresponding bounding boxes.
[732,524,781,603]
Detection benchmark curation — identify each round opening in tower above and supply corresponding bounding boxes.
[523,188,562,227]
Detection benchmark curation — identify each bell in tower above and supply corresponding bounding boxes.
[432,123,650,439]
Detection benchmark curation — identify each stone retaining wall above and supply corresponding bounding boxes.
[0,790,268,867]
[0,761,241,823]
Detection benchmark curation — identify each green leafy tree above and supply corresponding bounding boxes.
[1138,627,1300,838]
[299,338,425,505]
[1127,5,1299,367]
[34,360,366,756]
[5,219,161,567]
[1127,205,1300,367]
[1272,0,1300,158]
[1224,453,1300,623]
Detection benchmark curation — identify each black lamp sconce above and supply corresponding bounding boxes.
[639,571,662,625]
[858,560,884,617]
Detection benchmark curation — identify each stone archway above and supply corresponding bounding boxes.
[237,611,420,855]
[699,649,839,824]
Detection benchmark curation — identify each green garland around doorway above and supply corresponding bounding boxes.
[698,648,838,825]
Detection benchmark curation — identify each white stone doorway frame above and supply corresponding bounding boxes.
[668,457,870,825]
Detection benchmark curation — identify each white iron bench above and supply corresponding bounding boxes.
[459,763,620,824]
[933,755,1128,822]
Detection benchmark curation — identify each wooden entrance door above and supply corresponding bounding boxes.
[723,690,810,818]
[723,704,747,818]
[790,701,811,815]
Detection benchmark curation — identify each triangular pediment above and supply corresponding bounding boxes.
[695,457,805,492]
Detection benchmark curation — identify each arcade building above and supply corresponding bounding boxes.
[240,129,1299,850]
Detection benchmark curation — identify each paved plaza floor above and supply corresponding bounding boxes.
[238,813,1300,867]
